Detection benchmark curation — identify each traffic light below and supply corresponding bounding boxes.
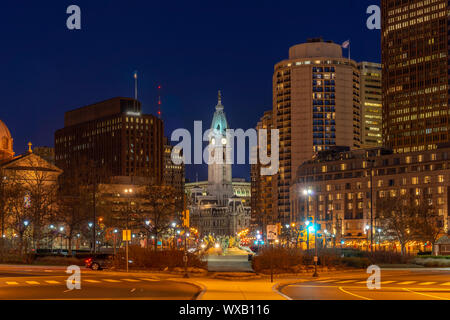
[182,210,190,228]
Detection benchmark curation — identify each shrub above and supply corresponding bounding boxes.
[33,256,84,266]
[412,258,450,267]
[341,257,371,268]
[113,246,207,271]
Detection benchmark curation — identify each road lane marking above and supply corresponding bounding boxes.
[45,280,60,284]
[338,286,372,300]
[121,279,141,282]
[441,282,450,286]
[317,279,338,283]
[44,270,53,272]
[356,281,367,284]
[418,282,437,286]
[335,280,357,284]
[380,281,396,284]
[6,282,19,285]
[103,279,121,283]
[403,288,449,300]
[397,281,416,285]
[26,281,40,285]
[84,279,101,283]
[139,278,159,282]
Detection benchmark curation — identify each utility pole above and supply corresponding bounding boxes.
[313,192,319,278]
[183,194,189,278]
[369,159,375,255]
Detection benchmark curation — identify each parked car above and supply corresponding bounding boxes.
[84,254,114,270]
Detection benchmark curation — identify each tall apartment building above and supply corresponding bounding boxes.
[358,62,383,147]
[251,110,275,230]
[273,38,361,223]
[381,0,449,153]
[55,97,164,184]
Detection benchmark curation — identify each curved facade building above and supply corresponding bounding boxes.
[273,38,361,223]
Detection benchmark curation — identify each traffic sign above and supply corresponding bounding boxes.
[122,229,131,241]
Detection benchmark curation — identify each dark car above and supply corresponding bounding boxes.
[84,254,114,270]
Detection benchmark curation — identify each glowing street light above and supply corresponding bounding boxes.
[23,220,29,227]
[88,222,93,228]
[215,243,220,248]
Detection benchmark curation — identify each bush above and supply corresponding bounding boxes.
[341,257,371,268]
[33,256,84,266]
[412,258,450,267]
[113,246,207,271]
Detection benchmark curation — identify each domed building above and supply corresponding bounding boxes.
[0,120,14,162]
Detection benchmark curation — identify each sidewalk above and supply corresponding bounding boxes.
[182,278,287,300]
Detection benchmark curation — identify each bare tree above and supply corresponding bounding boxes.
[415,198,444,253]
[138,185,179,251]
[377,195,419,255]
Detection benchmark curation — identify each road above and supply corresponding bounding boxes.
[279,269,450,300]
[0,265,201,300]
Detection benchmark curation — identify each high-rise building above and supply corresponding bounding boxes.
[358,62,383,148]
[251,110,275,230]
[33,146,55,165]
[189,92,250,236]
[273,38,361,223]
[55,97,164,183]
[381,0,449,153]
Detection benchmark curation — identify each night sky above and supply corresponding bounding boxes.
[0,0,380,181]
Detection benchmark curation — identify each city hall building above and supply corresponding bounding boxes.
[290,145,450,245]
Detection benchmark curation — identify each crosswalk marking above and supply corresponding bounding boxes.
[418,282,436,286]
[103,279,121,283]
[397,281,416,285]
[121,279,141,282]
[139,278,159,282]
[441,282,450,286]
[26,281,40,285]
[85,279,101,283]
[6,281,19,285]
[45,280,60,284]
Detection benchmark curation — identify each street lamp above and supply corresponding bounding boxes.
[367,159,375,254]
[123,188,133,272]
[304,188,319,278]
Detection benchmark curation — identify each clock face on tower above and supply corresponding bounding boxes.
[221,138,227,145]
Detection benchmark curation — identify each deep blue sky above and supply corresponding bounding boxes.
[0,0,380,182]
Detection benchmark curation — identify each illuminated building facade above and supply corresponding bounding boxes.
[290,145,450,245]
[250,110,275,231]
[358,62,383,147]
[381,0,449,153]
[273,38,361,224]
[188,93,250,236]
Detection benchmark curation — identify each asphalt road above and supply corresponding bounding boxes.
[279,269,450,300]
[0,265,200,300]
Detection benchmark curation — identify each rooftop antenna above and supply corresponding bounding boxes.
[157,84,162,119]
[134,71,138,100]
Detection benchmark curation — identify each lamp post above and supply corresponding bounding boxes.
[124,188,133,273]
